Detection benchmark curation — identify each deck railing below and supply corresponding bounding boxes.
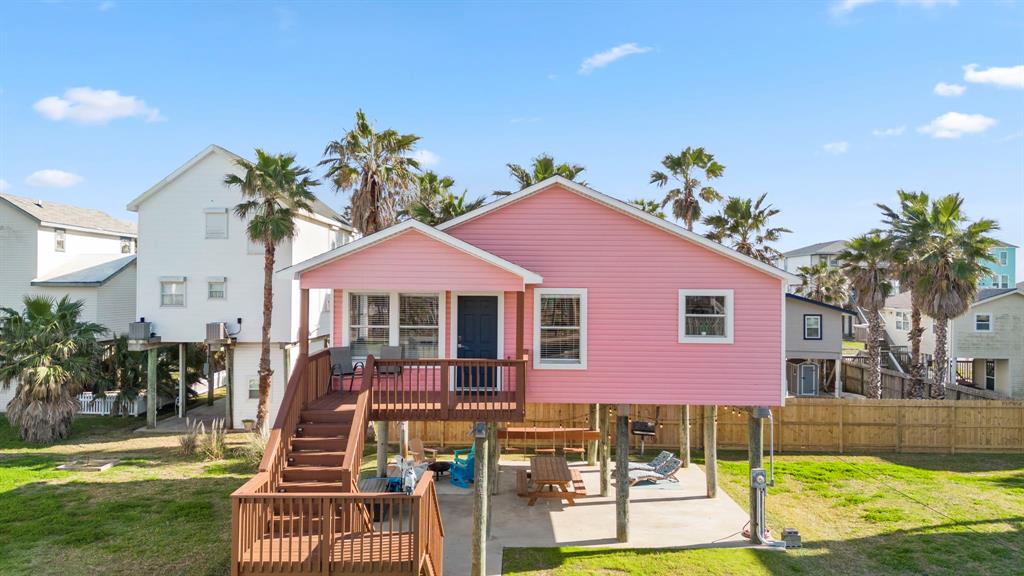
[365,354,527,422]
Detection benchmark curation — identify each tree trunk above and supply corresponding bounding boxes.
[931,319,948,399]
[866,307,883,399]
[254,242,276,431]
[909,299,925,399]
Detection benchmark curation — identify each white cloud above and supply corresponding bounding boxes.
[823,141,849,154]
[832,0,956,15]
[998,130,1024,142]
[963,64,1024,89]
[872,126,906,137]
[98,1,114,11]
[25,169,83,188]
[579,43,652,75]
[33,87,164,125]
[933,82,965,96]
[918,112,996,139]
[411,150,440,167]
[0,179,9,192]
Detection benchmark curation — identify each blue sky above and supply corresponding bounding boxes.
[2,1,1022,268]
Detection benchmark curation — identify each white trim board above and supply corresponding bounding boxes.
[438,175,800,283]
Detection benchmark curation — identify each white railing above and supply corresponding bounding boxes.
[77,391,173,416]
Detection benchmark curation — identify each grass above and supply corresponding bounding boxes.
[842,340,865,354]
[503,450,1024,576]
[0,414,253,576]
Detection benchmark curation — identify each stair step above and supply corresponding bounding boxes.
[276,481,346,493]
[296,422,348,437]
[288,451,346,467]
[300,409,355,424]
[291,437,346,452]
[283,466,345,483]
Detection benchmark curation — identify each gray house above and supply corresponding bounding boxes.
[951,287,1024,399]
[785,293,849,396]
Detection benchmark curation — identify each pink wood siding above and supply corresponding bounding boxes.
[301,229,525,292]
[446,185,784,406]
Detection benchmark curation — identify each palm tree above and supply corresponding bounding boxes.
[403,172,485,226]
[0,296,105,443]
[650,147,725,231]
[498,154,586,194]
[839,233,894,399]
[878,190,934,397]
[795,261,850,306]
[320,110,421,235]
[702,193,791,264]
[226,150,318,430]
[629,198,665,218]
[913,194,999,399]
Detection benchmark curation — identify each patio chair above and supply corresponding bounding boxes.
[627,457,682,486]
[451,443,476,488]
[409,437,438,465]
[377,345,403,377]
[329,346,364,392]
[627,450,674,472]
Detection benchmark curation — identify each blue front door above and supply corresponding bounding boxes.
[456,296,499,391]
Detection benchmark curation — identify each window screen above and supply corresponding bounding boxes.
[539,294,581,363]
[349,294,390,357]
[161,281,185,307]
[683,295,727,337]
[399,294,439,358]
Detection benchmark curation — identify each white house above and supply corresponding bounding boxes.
[951,287,1024,399]
[128,145,352,428]
[778,239,847,274]
[0,193,138,411]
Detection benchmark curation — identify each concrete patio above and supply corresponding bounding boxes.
[436,458,750,576]
[134,397,228,433]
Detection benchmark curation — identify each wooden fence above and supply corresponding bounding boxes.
[387,398,1024,455]
[841,359,1009,401]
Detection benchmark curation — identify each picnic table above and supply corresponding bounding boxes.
[517,455,586,506]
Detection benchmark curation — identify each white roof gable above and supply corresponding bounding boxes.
[438,176,800,282]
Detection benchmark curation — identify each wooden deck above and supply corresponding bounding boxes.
[238,532,417,576]
[308,388,522,422]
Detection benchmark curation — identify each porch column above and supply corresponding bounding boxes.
[376,422,389,477]
[599,405,610,497]
[615,404,630,542]
[206,347,215,406]
[704,405,718,498]
[587,404,599,465]
[299,288,310,358]
[515,291,524,359]
[146,347,158,429]
[748,408,765,544]
[178,343,188,418]
[399,421,409,460]
[679,405,690,468]
[225,345,234,428]
[488,421,499,497]
[835,358,843,398]
[472,423,489,576]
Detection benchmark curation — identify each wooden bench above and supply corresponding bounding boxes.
[517,462,588,503]
[569,468,587,496]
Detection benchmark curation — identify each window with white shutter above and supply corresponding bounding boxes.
[534,288,587,369]
[160,277,186,307]
[204,208,228,239]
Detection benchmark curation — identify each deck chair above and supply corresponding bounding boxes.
[451,443,476,488]
[627,450,674,472]
[329,346,364,392]
[628,457,682,486]
[377,345,403,375]
[409,438,438,465]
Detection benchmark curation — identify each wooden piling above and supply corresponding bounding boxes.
[599,405,610,497]
[616,404,630,543]
[587,404,599,465]
[146,347,158,429]
[472,425,489,576]
[679,405,690,467]
[748,410,764,544]
[376,421,389,477]
[704,405,718,498]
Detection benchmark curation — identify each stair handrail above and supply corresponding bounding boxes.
[341,354,374,491]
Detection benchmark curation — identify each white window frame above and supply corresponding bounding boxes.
[54,228,66,252]
[398,292,442,359]
[341,291,446,361]
[894,311,910,331]
[974,313,992,332]
[207,277,227,300]
[247,376,259,400]
[803,314,822,340]
[120,236,133,254]
[678,289,734,344]
[533,288,588,370]
[998,274,1009,289]
[204,207,229,239]
[160,276,186,308]
[984,359,996,391]
[999,250,1008,266]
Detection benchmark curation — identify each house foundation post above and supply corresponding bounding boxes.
[146,347,158,429]
[206,347,215,406]
[472,422,489,576]
[225,345,234,427]
[178,343,188,418]
[748,408,765,544]
[399,421,409,460]
[376,422,389,477]
[488,421,499,496]
[679,405,690,467]
[587,404,599,465]
[704,405,718,498]
[615,404,630,543]
[599,405,610,497]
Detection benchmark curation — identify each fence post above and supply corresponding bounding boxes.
[838,402,844,454]
[895,403,902,453]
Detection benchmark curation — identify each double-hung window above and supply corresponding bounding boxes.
[999,251,1008,266]
[120,237,133,254]
[349,294,390,358]
[678,289,734,343]
[399,294,439,358]
[804,314,822,340]
[975,313,992,332]
[160,277,186,307]
[534,288,587,369]
[208,277,227,300]
[895,311,910,331]
[205,208,228,239]
[54,228,66,252]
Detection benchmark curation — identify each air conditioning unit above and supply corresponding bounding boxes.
[129,321,153,341]
[206,322,228,343]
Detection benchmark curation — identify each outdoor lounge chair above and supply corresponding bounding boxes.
[409,438,438,464]
[627,456,682,486]
[328,346,363,392]
[450,443,476,488]
[627,450,674,472]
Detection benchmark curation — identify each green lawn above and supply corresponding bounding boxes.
[0,414,252,576]
[503,451,1024,575]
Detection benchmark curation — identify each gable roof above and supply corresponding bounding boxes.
[437,176,798,282]
[786,292,852,314]
[31,254,136,287]
[782,239,848,258]
[279,219,544,284]
[127,144,352,230]
[993,240,1018,248]
[974,287,1022,305]
[1,193,137,236]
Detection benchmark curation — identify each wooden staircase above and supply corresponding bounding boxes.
[277,392,359,494]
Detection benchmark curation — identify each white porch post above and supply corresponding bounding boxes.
[178,343,188,418]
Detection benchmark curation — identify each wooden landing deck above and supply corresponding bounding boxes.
[238,532,417,576]
[310,390,521,422]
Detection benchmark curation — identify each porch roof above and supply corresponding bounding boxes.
[282,219,543,291]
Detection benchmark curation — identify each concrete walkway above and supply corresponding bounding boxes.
[134,397,228,433]
[436,459,750,576]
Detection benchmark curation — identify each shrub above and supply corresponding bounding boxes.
[237,427,270,471]
[198,418,227,461]
[178,418,203,456]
